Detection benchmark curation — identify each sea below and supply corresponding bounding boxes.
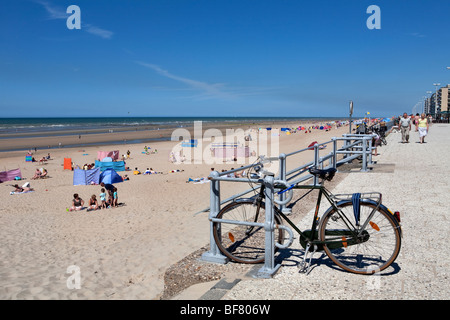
[0,116,346,152]
[0,117,347,135]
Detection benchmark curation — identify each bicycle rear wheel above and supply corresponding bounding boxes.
[319,201,401,275]
[212,200,284,264]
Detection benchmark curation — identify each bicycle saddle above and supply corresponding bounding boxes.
[308,167,337,181]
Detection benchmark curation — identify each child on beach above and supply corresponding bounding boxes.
[112,187,118,207]
[107,192,114,208]
[99,188,107,209]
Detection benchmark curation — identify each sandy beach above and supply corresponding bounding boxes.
[0,119,350,300]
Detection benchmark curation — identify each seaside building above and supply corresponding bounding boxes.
[428,85,450,120]
[424,96,432,115]
[438,85,450,120]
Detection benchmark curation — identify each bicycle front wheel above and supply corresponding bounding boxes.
[212,200,284,264]
[319,201,401,275]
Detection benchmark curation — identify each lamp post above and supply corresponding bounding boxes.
[426,91,432,115]
[422,96,427,114]
[349,100,353,134]
[433,83,441,119]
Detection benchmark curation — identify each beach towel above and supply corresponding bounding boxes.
[187,177,209,184]
[10,190,34,195]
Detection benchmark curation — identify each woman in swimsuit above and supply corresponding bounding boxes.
[87,194,99,211]
[69,193,84,211]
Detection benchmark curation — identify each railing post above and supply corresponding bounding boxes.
[361,137,368,172]
[278,153,291,214]
[332,137,337,169]
[201,171,228,264]
[256,174,281,278]
[313,143,319,185]
[342,134,348,161]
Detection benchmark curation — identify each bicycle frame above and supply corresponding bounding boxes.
[254,182,364,250]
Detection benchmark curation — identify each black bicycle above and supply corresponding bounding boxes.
[212,160,402,275]
[373,127,388,146]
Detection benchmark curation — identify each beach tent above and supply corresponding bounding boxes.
[97,150,119,161]
[280,128,290,132]
[0,168,22,182]
[64,158,72,170]
[73,167,100,186]
[95,158,125,171]
[99,168,123,185]
[211,143,249,159]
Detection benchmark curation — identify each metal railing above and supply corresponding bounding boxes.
[199,133,376,277]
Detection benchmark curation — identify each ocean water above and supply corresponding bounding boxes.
[0,117,341,136]
[0,117,346,152]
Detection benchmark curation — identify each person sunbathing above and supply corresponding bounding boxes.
[12,182,34,193]
[144,168,160,174]
[40,169,48,178]
[31,169,42,179]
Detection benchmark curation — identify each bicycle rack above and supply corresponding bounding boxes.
[199,132,377,278]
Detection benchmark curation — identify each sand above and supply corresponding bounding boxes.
[0,120,350,300]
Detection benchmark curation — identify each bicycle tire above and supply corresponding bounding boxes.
[319,201,401,275]
[212,199,284,264]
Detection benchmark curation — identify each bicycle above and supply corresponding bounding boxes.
[372,127,388,146]
[212,158,402,275]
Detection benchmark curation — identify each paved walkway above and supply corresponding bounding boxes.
[213,123,450,300]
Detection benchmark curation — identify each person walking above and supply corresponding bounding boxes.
[418,113,429,144]
[414,113,420,131]
[399,112,411,143]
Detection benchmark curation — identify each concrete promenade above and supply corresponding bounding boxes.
[213,123,450,300]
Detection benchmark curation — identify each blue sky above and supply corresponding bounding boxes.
[1,0,449,118]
